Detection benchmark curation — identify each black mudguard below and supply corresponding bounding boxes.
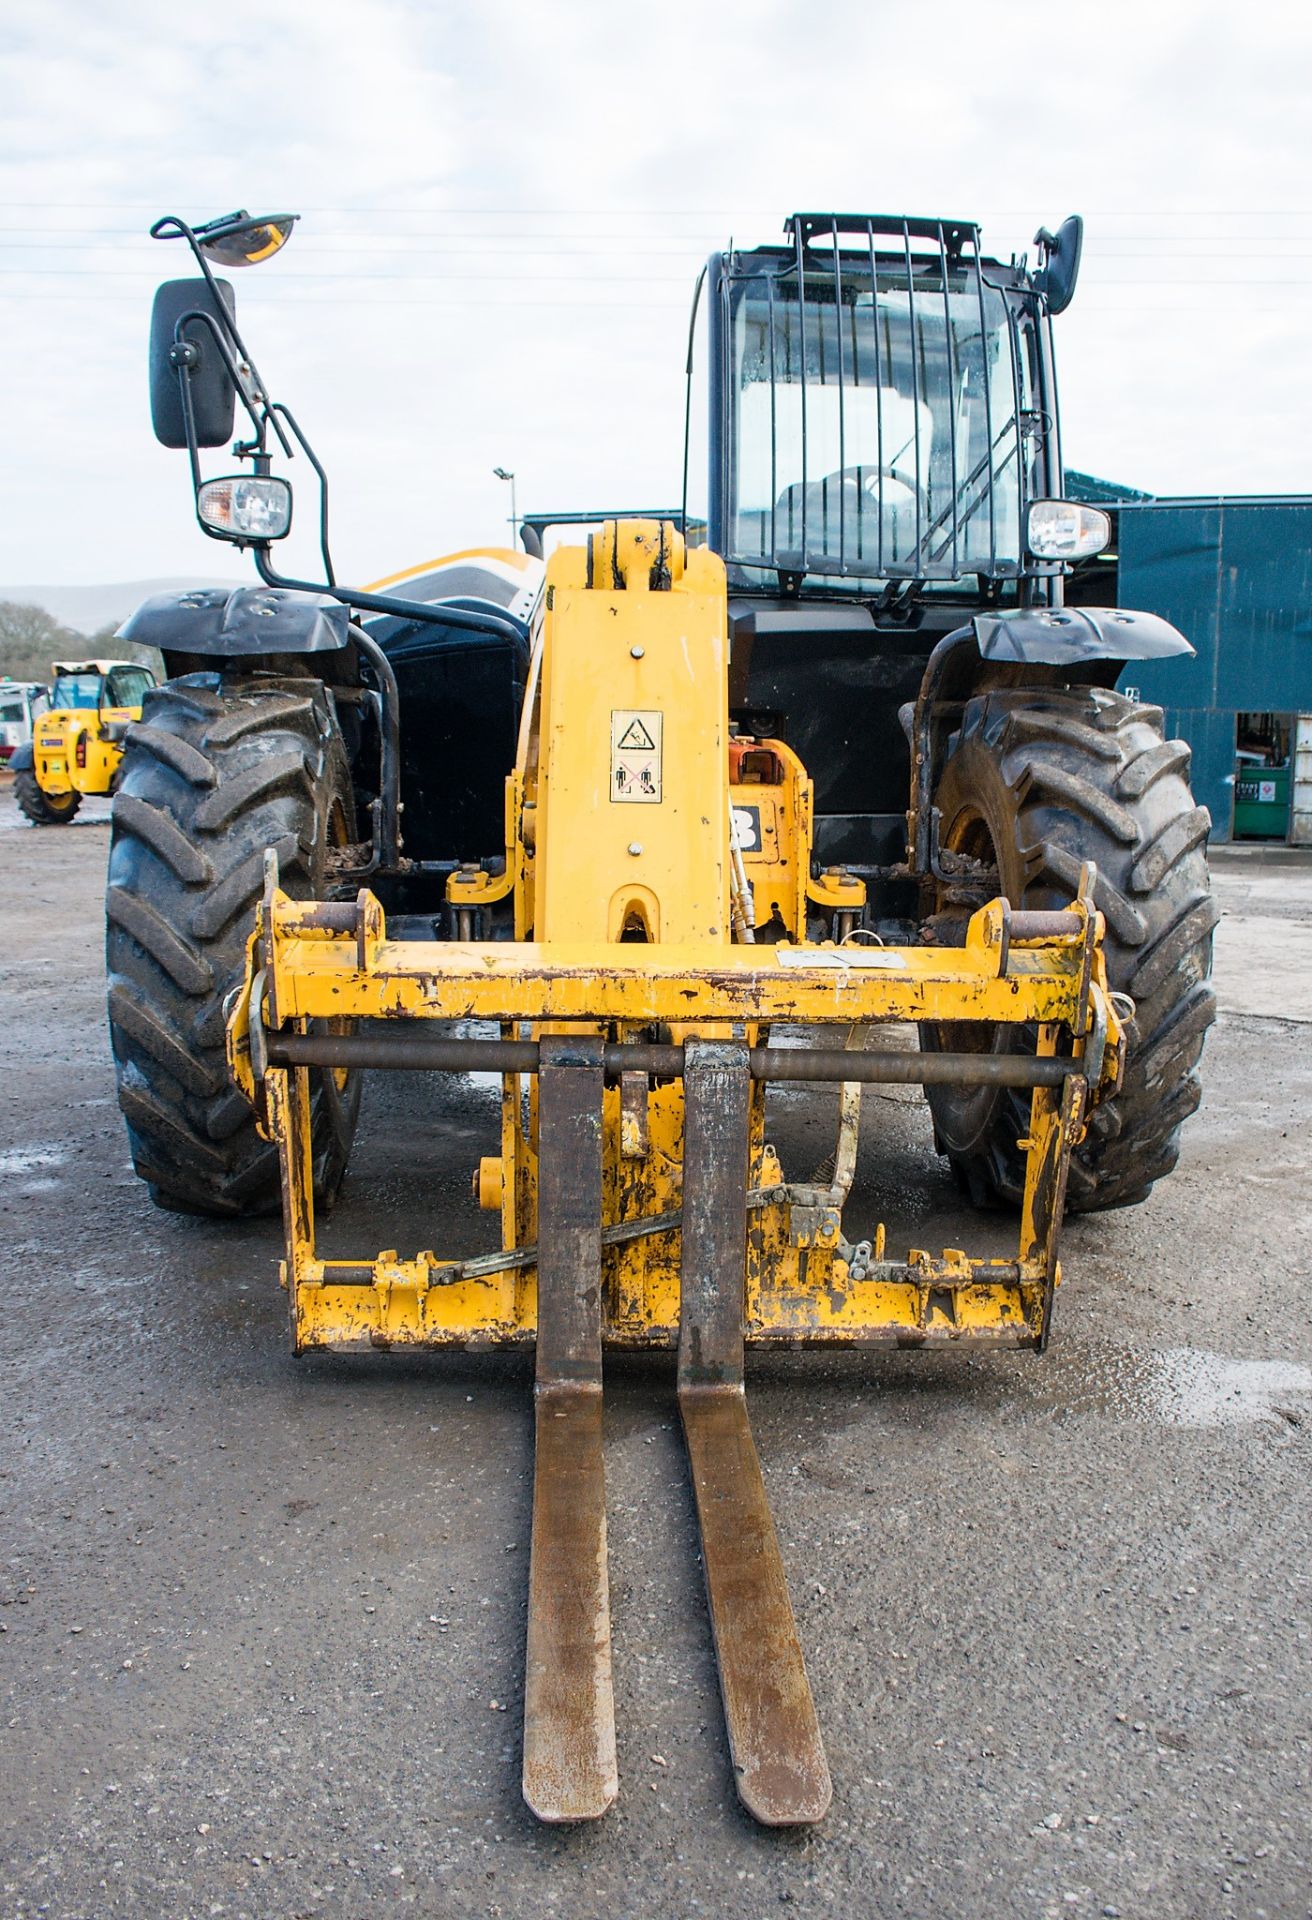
[8,743,34,772]
[119,585,351,657]
[972,605,1193,666]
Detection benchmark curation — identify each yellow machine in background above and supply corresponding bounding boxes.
[228,521,1124,1826]
[14,658,155,825]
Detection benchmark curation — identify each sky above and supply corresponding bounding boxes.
[1,0,1309,590]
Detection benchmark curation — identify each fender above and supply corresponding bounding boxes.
[8,742,33,772]
[972,605,1193,666]
[906,606,1195,878]
[119,584,351,656]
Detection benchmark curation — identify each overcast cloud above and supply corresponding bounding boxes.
[1,0,1308,588]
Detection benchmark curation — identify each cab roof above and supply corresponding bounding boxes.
[52,659,142,676]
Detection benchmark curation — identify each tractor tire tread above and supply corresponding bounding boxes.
[1023,764,1141,845]
[927,684,1216,1214]
[190,832,301,942]
[111,794,214,885]
[107,884,214,994]
[107,675,359,1219]
[124,723,218,787]
[1116,738,1191,799]
[1128,805,1213,895]
[1125,892,1221,1002]
[203,693,317,748]
[191,750,315,833]
[1006,709,1123,761]
[107,983,224,1098]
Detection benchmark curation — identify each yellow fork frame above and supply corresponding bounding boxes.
[229,863,1121,1358]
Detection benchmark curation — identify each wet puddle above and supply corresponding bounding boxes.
[1040,1343,1312,1429]
[0,1143,66,1176]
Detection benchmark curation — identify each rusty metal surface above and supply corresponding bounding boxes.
[677,1043,753,1389]
[681,1389,833,1825]
[523,1384,616,1822]
[677,1041,831,1825]
[268,1027,1077,1089]
[522,1039,617,1822]
[1007,909,1083,940]
[530,1038,605,1391]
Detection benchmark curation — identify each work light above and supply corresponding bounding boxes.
[197,475,293,541]
[1027,498,1111,561]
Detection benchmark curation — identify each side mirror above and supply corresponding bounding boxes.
[1033,214,1084,316]
[149,276,239,450]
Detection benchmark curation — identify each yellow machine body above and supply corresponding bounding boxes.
[229,520,1123,1361]
[31,660,150,800]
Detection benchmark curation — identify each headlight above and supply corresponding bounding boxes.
[1027,498,1110,561]
[197,475,292,541]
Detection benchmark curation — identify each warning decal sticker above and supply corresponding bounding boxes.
[610,708,663,803]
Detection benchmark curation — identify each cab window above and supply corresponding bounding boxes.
[106,667,155,707]
[49,674,103,710]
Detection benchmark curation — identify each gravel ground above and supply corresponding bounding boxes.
[1,788,1309,1920]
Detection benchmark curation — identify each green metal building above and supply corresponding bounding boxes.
[1067,480,1312,845]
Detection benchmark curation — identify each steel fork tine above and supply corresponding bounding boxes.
[522,1037,617,1821]
[677,1040,832,1826]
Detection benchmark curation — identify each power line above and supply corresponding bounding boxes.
[5,235,1312,260]
[0,293,693,308]
[4,201,1312,214]
[6,266,1312,290]
[2,293,1303,312]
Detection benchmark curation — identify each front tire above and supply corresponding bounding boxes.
[15,770,81,825]
[925,684,1217,1213]
[107,676,362,1217]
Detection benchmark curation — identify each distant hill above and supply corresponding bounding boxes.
[1,577,247,637]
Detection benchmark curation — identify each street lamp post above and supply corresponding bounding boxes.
[492,467,517,548]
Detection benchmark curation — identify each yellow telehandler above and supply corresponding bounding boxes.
[105,208,1215,1824]
[13,658,155,824]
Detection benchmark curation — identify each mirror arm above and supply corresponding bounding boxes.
[170,307,266,442]
[173,349,205,497]
[155,215,277,429]
[268,402,334,587]
[168,305,303,547]
[169,308,269,541]
[679,264,706,539]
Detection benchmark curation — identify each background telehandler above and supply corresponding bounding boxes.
[104,206,1214,1824]
[12,658,156,824]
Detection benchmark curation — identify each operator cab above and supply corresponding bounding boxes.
[709,216,1042,595]
[49,661,157,712]
[692,216,1071,881]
